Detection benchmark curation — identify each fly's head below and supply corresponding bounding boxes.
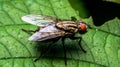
[77,20,89,34]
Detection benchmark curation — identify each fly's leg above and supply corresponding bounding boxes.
[22,27,41,33]
[71,17,77,22]
[62,37,67,66]
[69,36,86,53]
[78,37,86,53]
[34,42,52,62]
[22,29,37,33]
[34,38,60,62]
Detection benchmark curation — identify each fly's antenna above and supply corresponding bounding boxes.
[86,24,92,29]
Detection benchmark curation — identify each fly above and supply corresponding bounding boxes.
[21,14,91,65]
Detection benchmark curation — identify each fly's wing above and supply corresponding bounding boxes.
[28,24,65,41]
[21,14,57,27]
[29,32,64,41]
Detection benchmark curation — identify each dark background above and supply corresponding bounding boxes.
[69,0,120,26]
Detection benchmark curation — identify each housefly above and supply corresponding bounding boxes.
[21,14,91,65]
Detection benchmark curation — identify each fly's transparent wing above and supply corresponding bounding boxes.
[28,24,65,41]
[39,24,58,32]
[29,32,64,41]
[21,14,57,26]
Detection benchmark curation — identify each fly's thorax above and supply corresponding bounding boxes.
[77,20,88,33]
[56,20,78,33]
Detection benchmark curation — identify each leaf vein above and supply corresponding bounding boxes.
[4,27,33,56]
[0,42,12,57]
[103,34,110,67]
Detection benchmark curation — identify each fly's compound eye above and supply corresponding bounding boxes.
[78,22,88,34]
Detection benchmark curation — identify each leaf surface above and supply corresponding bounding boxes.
[0,0,120,67]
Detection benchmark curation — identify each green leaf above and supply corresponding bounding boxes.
[0,0,120,67]
[104,0,120,4]
[82,18,120,67]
